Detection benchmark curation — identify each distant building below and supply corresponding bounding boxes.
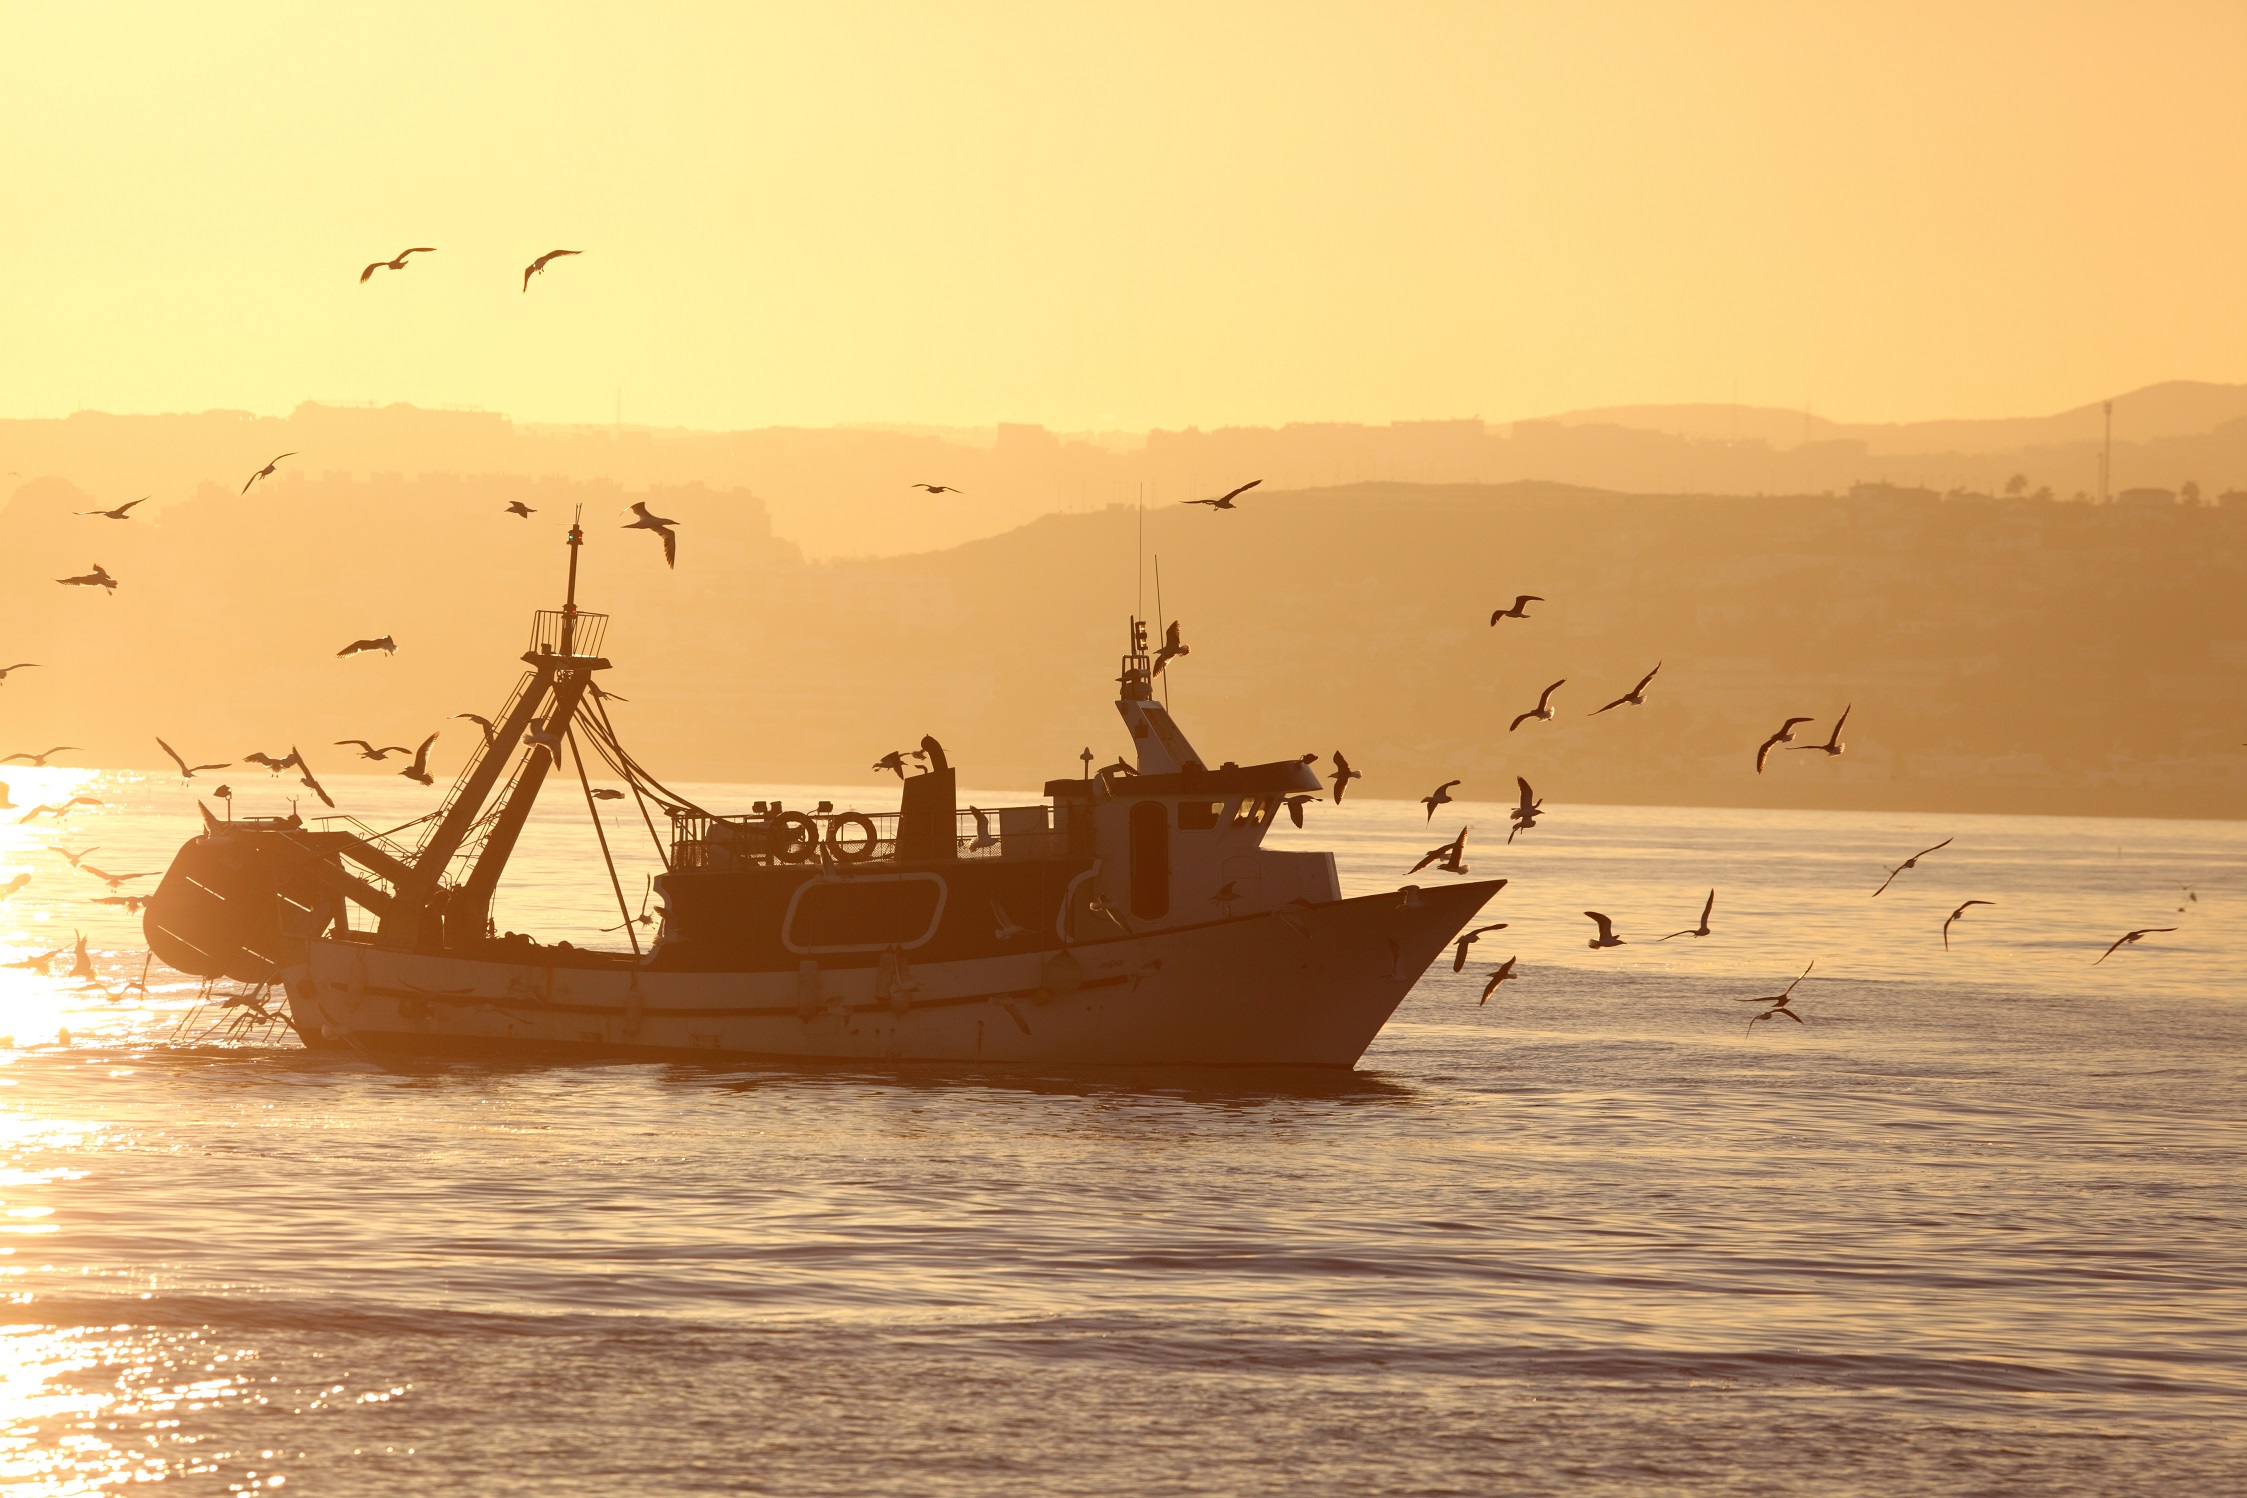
[1849,481,1939,503]
[2219,489,2247,509]
[2117,487,2177,506]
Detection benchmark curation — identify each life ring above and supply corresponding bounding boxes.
[770,811,820,864]
[825,812,880,863]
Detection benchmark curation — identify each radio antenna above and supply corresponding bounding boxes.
[1154,553,1169,709]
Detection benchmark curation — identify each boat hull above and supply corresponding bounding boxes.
[282,881,1501,1068]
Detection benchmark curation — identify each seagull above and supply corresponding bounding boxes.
[1329,751,1362,804]
[0,663,39,685]
[1479,957,1518,1004]
[1660,889,1716,940]
[1584,911,1625,949]
[1590,663,1662,715]
[359,247,436,282]
[45,846,99,868]
[454,713,497,747]
[522,248,582,291]
[93,894,150,912]
[0,874,28,899]
[337,636,396,657]
[1756,717,1815,773]
[243,750,299,774]
[1184,478,1260,510]
[966,807,998,851]
[2093,927,2176,965]
[1281,794,1314,829]
[1506,777,1543,843]
[1151,621,1189,675]
[1420,780,1460,821]
[1211,880,1242,913]
[991,900,1029,941]
[291,747,336,809]
[1738,959,1815,1030]
[17,797,101,823]
[398,732,439,786]
[241,453,295,493]
[1510,679,1565,732]
[2,747,78,766]
[623,501,679,567]
[69,932,95,982]
[873,750,910,779]
[79,864,155,891]
[76,497,147,520]
[335,739,411,761]
[1451,921,1510,972]
[156,737,229,781]
[590,787,624,801]
[1942,900,1993,950]
[910,483,964,495]
[1488,594,1542,625]
[505,501,536,518]
[56,564,117,591]
[2,946,64,973]
[1409,826,1470,875]
[1792,706,1850,757]
[1872,837,1952,897]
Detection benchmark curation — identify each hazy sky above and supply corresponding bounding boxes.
[4,3,2243,431]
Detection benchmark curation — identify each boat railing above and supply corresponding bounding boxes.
[529,608,608,660]
[668,804,1074,870]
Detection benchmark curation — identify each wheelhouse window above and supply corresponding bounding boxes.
[1177,800,1221,831]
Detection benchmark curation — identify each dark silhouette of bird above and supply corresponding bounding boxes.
[69,932,95,982]
[1507,777,1543,843]
[1210,880,1242,913]
[80,864,155,891]
[1584,911,1625,949]
[17,797,101,824]
[1410,826,1470,875]
[157,737,229,781]
[1421,779,1460,821]
[243,750,299,774]
[0,663,38,685]
[77,497,147,520]
[522,248,582,290]
[242,453,295,492]
[360,247,435,282]
[966,807,997,851]
[1479,957,1518,1004]
[1510,679,1565,732]
[93,894,150,912]
[1738,959,1814,1030]
[455,713,497,747]
[505,501,536,517]
[292,748,336,809]
[1756,717,1815,773]
[873,750,910,779]
[623,501,679,567]
[590,787,624,801]
[1660,889,1716,940]
[1451,921,1510,972]
[3,747,77,766]
[2094,927,2176,965]
[1488,594,1542,625]
[0,874,30,899]
[1281,794,1314,828]
[910,483,964,495]
[337,636,396,657]
[1591,663,1662,715]
[1184,479,1260,510]
[45,846,98,868]
[1151,621,1189,675]
[1872,837,1952,897]
[1942,900,1993,950]
[56,564,117,591]
[1792,706,1850,758]
[1329,751,1362,804]
[398,732,439,786]
[335,739,411,761]
[3,945,65,972]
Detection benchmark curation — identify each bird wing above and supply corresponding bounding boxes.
[403,247,435,256]
[409,732,439,772]
[335,739,375,753]
[1700,889,1715,924]
[1826,706,1851,744]
[191,761,230,774]
[1784,959,1815,994]
[1633,663,1662,694]
[628,501,652,520]
[660,526,676,567]
[1585,911,1613,939]
[155,737,188,775]
[1914,838,1954,860]
[1871,866,1902,897]
[1590,692,1631,715]
[359,261,383,282]
[1537,679,1564,710]
[1515,776,1534,809]
[1509,709,1537,732]
[1218,479,1262,504]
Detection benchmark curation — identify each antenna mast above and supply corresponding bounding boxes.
[562,505,584,654]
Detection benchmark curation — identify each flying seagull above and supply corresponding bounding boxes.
[1488,595,1542,625]
[910,483,964,495]
[1420,779,1460,821]
[156,737,229,781]
[2093,927,2176,965]
[505,501,535,518]
[0,663,39,685]
[1942,899,1993,950]
[1329,751,1361,804]
[334,739,411,761]
[1410,826,1471,875]
[1184,479,1260,510]
[1479,956,1518,1004]
[398,732,439,786]
[1281,794,1314,829]
[623,501,679,567]
[1792,706,1851,758]
[1510,679,1565,732]
[243,750,299,774]
[1451,921,1510,972]
[1590,663,1661,715]
[455,713,496,747]
[1738,959,1815,1030]
[77,497,147,520]
[1583,911,1625,949]
[873,750,910,779]
[522,248,582,291]
[359,247,436,282]
[3,747,78,766]
[1151,620,1190,676]
[56,565,117,591]
[1660,889,1716,940]
[1872,837,1952,897]
[242,453,295,493]
[1756,716,1815,773]
[291,747,336,809]
[1507,776,1542,843]
[337,635,397,657]
[590,787,624,801]
[80,863,156,891]
[45,846,99,868]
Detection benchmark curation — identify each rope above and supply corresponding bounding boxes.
[586,694,673,869]
[568,727,640,957]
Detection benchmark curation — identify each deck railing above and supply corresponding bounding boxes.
[528,608,608,660]
[670,804,1076,870]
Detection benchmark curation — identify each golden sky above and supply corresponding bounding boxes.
[3,2,2243,431]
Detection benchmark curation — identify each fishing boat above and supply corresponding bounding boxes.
[143,524,1501,1066]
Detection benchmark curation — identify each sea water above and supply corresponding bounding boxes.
[0,767,2239,1493]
